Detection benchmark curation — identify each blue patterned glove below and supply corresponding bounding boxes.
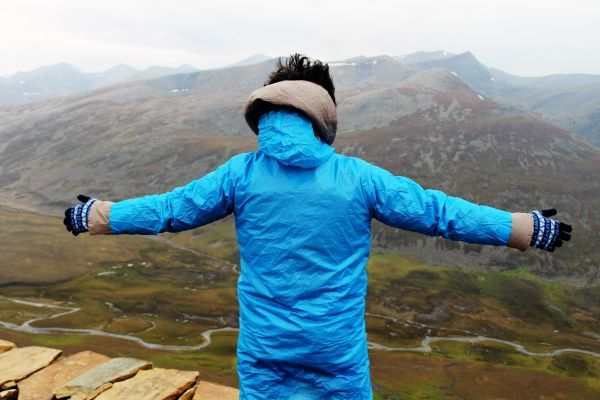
[530,208,572,252]
[63,195,96,236]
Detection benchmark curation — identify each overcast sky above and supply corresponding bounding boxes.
[1,0,599,77]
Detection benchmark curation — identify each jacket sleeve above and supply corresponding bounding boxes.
[105,160,235,235]
[363,162,512,246]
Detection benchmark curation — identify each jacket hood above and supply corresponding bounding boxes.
[258,111,335,168]
[244,80,338,145]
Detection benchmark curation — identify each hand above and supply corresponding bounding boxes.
[530,208,572,252]
[63,195,96,236]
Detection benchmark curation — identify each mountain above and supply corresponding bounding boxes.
[0,63,200,107]
[0,58,598,280]
[400,51,496,94]
[489,72,600,146]
[3,53,599,146]
[395,52,600,146]
[0,63,93,105]
[89,63,141,87]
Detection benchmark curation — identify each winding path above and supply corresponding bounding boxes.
[0,296,236,351]
[1,296,599,357]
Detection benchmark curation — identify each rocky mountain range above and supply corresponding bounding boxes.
[0,62,199,107]
[0,54,598,281]
[3,51,600,146]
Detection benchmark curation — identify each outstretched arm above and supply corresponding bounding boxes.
[363,163,571,252]
[64,160,235,236]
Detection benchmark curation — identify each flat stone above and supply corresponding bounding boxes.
[54,357,151,399]
[95,368,198,400]
[17,351,110,400]
[0,340,16,354]
[0,346,61,386]
[192,381,239,400]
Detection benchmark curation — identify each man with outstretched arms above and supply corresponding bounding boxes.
[64,54,572,400]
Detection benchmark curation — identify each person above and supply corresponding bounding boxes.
[63,54,572,400]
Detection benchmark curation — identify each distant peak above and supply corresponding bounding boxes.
[44,62,81,71]
[105,63,138,73]
[10,62,84,79]
[175,64,199,73]
[229,54,273,67]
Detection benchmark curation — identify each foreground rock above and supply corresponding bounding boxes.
[193,381,239,400]
[95,368,199,400]
[0,340,15,354]
[54,357,151,399]
[0,338,239,399]
[17,351,110,400]
[0,346,61,386]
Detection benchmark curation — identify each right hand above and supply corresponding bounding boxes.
[530,208,572,252]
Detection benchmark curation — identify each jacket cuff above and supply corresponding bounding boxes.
[508,212,534,251]
[88,200,114,235]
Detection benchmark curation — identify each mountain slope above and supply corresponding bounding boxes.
[338,101,599,279]
[401,52,496,94]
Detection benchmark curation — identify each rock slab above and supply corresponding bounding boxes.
[54,357,151,399]
[0,346,61,386]
[193,381,239,400]
[17,351,110,400]
[0,340,15,354]
[95,368,199,400]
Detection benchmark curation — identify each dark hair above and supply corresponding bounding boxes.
[265,54,336,106]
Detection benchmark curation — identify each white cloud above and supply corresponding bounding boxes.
[0,0,599,76]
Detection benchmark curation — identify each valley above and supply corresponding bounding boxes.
[1,207,598,399]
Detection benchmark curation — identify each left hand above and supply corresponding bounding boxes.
[530,208,572,252]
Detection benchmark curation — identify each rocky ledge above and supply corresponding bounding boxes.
[0,339,238,400]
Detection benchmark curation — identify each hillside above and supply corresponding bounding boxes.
[339,99,600,279]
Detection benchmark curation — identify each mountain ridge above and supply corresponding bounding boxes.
[2,52,599,146]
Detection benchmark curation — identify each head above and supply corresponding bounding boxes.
[244,54,338,145]
[266,54,336,106]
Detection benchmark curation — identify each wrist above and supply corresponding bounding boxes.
[88,200,114,235]
[508,213,534,252]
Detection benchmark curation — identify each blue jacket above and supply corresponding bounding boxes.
[109,111,512,399]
